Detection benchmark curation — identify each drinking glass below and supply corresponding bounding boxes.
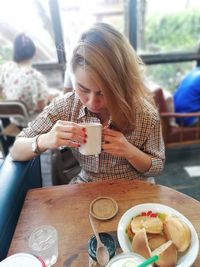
[28,225,58,267]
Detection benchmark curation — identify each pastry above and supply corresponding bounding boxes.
[147,233,167,251]
[163,216,191,252]
[152,240,177,267]
[132,228,152,259]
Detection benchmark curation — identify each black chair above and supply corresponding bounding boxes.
[0,100,30,157]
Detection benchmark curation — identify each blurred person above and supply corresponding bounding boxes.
[0,33,50,128]
[11,23,165,183]
[174,67,200,126]
[63,67,73,94]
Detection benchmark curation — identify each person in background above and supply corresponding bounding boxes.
[63,67,73,94]
[0,33,49,128]
[11,23,165,183]
[174,67,200,126]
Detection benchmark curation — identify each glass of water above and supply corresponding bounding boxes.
[28,225,58,267]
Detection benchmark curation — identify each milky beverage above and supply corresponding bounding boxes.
[106,253,152,267]
[28,225,58,267]
[107,258,138,267]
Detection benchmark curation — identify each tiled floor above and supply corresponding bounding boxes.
[155,144,200,201]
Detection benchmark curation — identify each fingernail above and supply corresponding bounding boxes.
[82,128,86,132]
[84,140,87,143]
[85,134,87,138]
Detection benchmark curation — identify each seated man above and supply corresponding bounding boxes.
[174,67,200,126]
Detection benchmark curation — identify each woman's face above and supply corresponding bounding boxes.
[74,67,108,114]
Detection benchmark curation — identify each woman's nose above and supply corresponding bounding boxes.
[88,94,99,106]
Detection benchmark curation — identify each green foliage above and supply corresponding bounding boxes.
[0,45,12,64]
[145,10,200,52]
[144,10,200,92]
[146,62,195,92]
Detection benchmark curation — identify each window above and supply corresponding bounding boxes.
[134,0,200,92]
[145,62,196,92]
[137,0,200,54]
[0,0,57,64]
[58,0,125,60]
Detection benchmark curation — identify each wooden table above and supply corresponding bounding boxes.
[8,179,200,266]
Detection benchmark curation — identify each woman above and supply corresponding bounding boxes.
[0,33,48,127]
[11,23,165,182]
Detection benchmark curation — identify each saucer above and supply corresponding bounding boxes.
[89,196,118,220]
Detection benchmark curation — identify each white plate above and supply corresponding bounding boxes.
[117,203,199,267]
[0,253,44,267]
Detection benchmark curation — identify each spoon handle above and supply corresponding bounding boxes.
[89,214,102,244]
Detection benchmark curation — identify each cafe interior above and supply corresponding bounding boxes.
[0,0,200,266]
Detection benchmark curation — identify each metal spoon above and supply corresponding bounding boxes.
[89,214,110,265]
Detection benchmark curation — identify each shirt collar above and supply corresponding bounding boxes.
[77,100,113,127]
[78,105,88,120]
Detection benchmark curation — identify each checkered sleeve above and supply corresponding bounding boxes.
[143,117,165,176]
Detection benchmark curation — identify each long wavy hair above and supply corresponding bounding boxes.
[70,23,153,131]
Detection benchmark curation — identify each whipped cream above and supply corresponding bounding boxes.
[107,257,141,267]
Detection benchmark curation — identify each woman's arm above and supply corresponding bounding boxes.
[10,121,87,161]
[102,128,152,173]
[102,121,165,175]
[10,136,44,161]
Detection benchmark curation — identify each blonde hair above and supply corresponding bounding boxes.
[71,23,153,131]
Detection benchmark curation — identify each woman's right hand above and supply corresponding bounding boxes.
[38,120,87,151]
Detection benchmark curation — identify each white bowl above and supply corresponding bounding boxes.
[117,203,199,267]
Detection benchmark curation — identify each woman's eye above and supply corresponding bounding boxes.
[97,91,104,96]
[79,86,89,93]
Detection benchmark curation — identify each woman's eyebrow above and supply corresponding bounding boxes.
[78,83,90,91]
[78,82,102,94]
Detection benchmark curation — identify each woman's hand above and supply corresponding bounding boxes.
[102,127,152,173]
[38,120,86,151]
[102,127,131,158]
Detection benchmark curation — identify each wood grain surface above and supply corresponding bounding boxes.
[8,179,200,266]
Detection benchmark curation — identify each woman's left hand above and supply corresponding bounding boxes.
[102,127,131,157]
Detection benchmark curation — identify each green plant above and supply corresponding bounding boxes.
[144,10,200,92]
[0,45,12,64]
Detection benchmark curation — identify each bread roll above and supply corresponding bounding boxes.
[143,217,163,234]
[132,228,151,259]
[131,216,163,234]
[163,216,191,252]
[147,233,167,251]
[152,240,177,267]
[131,216,145,234]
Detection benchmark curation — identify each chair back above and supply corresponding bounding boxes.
[0,100,30,156]
[152,87,200,148]
[153,88,171,138]
[153,87,168,113]
[0,100,30,125]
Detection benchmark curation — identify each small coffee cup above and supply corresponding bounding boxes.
[79,123,102,156]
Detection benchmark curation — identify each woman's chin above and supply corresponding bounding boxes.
[88,108,101,113]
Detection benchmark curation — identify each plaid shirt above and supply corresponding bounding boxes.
[19,92,165,181]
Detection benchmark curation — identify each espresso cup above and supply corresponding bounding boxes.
[79,123,102,156]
